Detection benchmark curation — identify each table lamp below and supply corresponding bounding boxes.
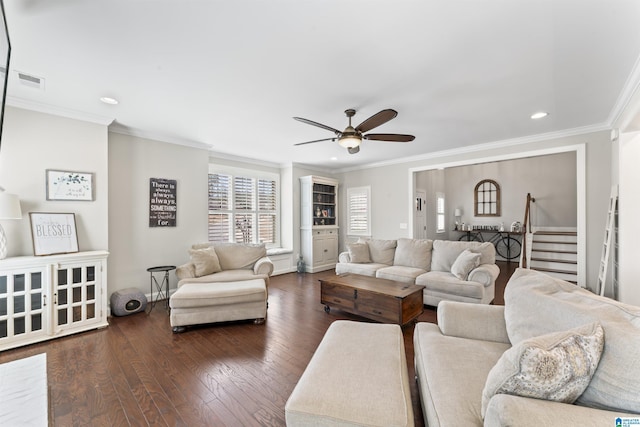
[454,208,462,230]
[0,188,22,259]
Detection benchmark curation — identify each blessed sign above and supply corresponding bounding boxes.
[149,178,177,227]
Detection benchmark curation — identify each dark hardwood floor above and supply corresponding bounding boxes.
[0,261,518,426]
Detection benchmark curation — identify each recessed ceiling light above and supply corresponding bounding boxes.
[530,111,548,119]
[100,96,119,105]
[330,157,338,161]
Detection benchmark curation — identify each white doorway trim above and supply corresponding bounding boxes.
[407,143,586,287]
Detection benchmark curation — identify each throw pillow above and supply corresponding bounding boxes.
[393,238,433,270]
[347,242,371,263]
[481,322,604,418]
[450,249,481,280]
[358,238,397,265]
[189,247,222,277]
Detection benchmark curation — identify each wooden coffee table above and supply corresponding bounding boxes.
[319,273,425,325]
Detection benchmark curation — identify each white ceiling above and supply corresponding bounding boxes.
[4,0,640,170]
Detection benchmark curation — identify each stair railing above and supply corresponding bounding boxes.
[520,193,535,268]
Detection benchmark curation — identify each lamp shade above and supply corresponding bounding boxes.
[454,208,462,217]
[0,191,22,219]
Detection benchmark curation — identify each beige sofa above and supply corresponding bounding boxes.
[336,238,499,305]
[414,268,640,426]
[175,242,274,286]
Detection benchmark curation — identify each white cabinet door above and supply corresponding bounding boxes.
[53,260,103,335]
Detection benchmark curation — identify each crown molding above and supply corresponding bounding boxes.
[6,96,114,126]
[332,123,610,174]
[108,122,213,151]
[609,52,640,131]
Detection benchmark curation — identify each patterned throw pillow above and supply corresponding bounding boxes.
[481,322,604,418]
[347,242,371,263]
[189,247,222,277]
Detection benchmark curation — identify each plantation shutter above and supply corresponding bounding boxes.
[347,187,370,236]
[208,174,232,242]
[258,179,276,244]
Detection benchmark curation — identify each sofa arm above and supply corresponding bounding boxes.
[338,251,351,263]
[254,256,274,276]
[484,394,637,427]
[468,263,500,287]
[437,301,510,344]
[175,263,196,280]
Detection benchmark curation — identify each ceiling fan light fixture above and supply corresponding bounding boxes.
[338,134,361,148]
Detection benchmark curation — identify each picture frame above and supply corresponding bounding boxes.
[46,169,94,201]
[322,209,328,217]
[29,212,79,256]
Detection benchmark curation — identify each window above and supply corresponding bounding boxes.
[208,167,278,247]
[436,192,445,233]
[474,179,501,216]
[347,186,371,236]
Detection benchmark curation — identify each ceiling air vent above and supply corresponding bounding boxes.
[16,71,45,90]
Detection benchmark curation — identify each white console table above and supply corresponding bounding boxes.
[0,251,109,351]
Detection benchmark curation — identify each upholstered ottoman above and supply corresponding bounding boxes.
[169,278,267,333]
[285,320,414,426]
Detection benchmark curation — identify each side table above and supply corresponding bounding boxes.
[147,265,176,313]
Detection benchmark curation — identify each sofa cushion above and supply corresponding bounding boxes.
[210,243,266,270]
[335,262,387,277]
[189,247,222,277]
[481,322,604,417]
[431,240,494,272]
[416,271,485,299]
[393,238,433,270]
[347,242,371,263]
[376,266,426,284]
[358,238,397,265]
[504,268,640,413]
[451,249,481,280]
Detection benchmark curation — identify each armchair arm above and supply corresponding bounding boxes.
[175,262,196,280]
[338,251,351,263]
[468,263,500,287]
[254,256,274,276]
[437,301,510,344]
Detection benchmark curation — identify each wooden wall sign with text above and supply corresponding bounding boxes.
[149,178,177,227]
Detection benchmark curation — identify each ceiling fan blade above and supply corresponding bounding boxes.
[293,117,342,135]
[294,137,337,146]
[364,133,415,142]
[355,109,398,133]
[348,146,360,154]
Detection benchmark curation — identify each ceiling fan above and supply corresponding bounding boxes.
[293,109,415,154]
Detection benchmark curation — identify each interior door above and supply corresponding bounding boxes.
[414,189,427,239]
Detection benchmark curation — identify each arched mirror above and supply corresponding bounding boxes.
[475,179,500,216]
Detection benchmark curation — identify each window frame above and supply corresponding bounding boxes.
[346,186,371,237]
[207,165,280,248]
[474,179,501,217]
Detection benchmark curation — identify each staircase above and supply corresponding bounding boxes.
[528,230,578,283]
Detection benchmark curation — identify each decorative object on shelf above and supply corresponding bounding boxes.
[500,222,505,232]
[46,170,94,201]
[29,212,79,256]
[454,208,462,230]
[511,221,522,233]
[322,209,328,217]
[0,188,22,259]
[315,206,322,217]
[149,177,177,227]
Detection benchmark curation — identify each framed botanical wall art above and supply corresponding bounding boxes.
[29,212,79,256]
[46,170,94,201]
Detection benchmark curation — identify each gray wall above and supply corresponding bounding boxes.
[430,151,577,239]
[0,107,109,256]
[108,132,209,295]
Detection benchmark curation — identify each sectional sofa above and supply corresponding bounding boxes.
[414,268,640,425]
[335,238,499,305]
